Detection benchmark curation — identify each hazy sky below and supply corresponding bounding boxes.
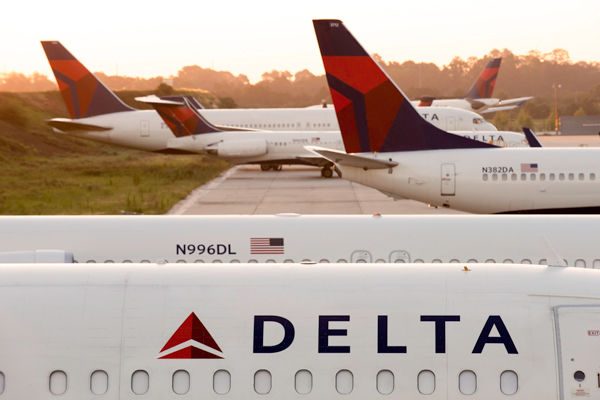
[2,0,599,82]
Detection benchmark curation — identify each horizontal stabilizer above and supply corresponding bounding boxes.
[47,118,112,132]
[306,146,398,170]
[136,95,184,106]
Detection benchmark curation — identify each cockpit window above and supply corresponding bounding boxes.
[473,118,484,125]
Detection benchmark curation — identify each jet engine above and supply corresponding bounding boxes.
[217,139,268,158]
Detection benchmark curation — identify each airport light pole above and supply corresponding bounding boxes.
[553,83,562,135]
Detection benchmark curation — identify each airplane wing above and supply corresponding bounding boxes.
[498,96,534,107]
[306,146,398,170]
[47,118,112,132]
[522,127,543,148]
[479,105,521,114]
[295,156,334,167]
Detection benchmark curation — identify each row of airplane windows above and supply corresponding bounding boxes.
[228,122,333,129]
[82,258,598,267]
[269,140,340,146]
[35,368,520,396]
[482,172,597,182]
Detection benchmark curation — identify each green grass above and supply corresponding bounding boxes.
[0,152,229,214]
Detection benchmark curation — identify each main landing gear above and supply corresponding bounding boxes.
[321,166,333,178]
[260,164,282,172]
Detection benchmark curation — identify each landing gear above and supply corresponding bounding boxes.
[260,164,283,172]
[321,166,333,178]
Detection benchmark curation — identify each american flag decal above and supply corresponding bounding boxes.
[250,238,285,254]
[520,163,538,173]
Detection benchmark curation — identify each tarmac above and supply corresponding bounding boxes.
[168,135,600,215]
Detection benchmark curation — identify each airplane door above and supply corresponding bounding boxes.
[351,250,372,263]
[554,305,600,400]
[441,163,456,196]
[140,120,149,137]
[389,250,411,263]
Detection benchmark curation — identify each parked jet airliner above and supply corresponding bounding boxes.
[1,215,600,266]
[413,57,533,114]
[309,20,600,213]
[0,261,597,400]
[40,41,524,176]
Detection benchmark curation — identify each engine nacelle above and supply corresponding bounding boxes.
[217,139,268,158]
[0,250,75,263]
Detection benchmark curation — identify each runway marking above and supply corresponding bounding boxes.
[167,166,241,215]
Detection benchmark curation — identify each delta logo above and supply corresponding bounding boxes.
[158,312,224,359]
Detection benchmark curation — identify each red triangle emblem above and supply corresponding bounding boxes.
[159,312,223,359]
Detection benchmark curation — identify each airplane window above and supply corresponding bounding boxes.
[492,173,498,181]
[87,260,96,263]
[213,370,231,394]
[539,259,547,265]
[579,173,585,181]
[540,173,546,181]
[319,259,330,263]
[521,259,532,264]
[172,370,190,395]
[90,370,108,395]
[254,370,272,394]
[295,370,313,394]
[265,259,276,263]
[376,259,386,263]
[449,259,460,263]
[503,259,514,263]
[520,174,526,181]
[123,259,132,263]
[212,260,223,263]
[105,260,114,263]
[593,260,600,269]
[575,259,586,268]
[511,174,517,181]
[500,370,518,395]
[417,370,436,395]
[414,259,425,263]
[337,259,348,263]
[284,259,295,263]
[559,173,565,181]
[568,173,574,181]
[141,259,150,263]
[336,370,353,394]
[485,259,496,263]
[131,370,149,395]
[230,259,240,263]
[482,174,488,181]
[530,173,536,181]
[459,370,477,395]
[377,370,394,395]
[194,259,205,263]
[176,259,186,263]
[50,370,68,395]
[467,259,478,263]
[550,173,556,181]
[0,372,4,394]
[590,173,596,180]
[502,173,507,181]
[432,259,442,263]
[248,259,258,263]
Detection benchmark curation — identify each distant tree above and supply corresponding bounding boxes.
[155,82,175,96]
[217,97,237,109]
[574,107,586,116]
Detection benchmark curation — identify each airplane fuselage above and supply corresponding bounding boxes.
[337,147,600,213]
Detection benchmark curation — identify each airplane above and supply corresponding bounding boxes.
[0,260,598,399]
[309,19,600,213]
[413,57,533,114]
[2,215,600,267]
[41,41,524,176]
[136,95,529,177]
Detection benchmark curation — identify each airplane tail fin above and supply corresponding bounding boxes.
[41,41,133,119]
[136,95,222,137]
[522,127,542,148]
[465,57,502,99]
[313,20,495,153]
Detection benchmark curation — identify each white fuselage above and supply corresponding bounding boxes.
[54,107,512,166]
[410,97,533,114]
[2,215,600,265]
[0,262,598,400]
[336,147,600,213]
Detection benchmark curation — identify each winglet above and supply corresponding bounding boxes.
[466,57,502,99]
[522,127,543,148]
[136,95,222,137]
[313,20,496,154]
[41,41,133,118]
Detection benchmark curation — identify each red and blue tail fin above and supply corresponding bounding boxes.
[313,20,495,153]
[41,41,133,119]
[465,57,502,99]
[136,96,221,137]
